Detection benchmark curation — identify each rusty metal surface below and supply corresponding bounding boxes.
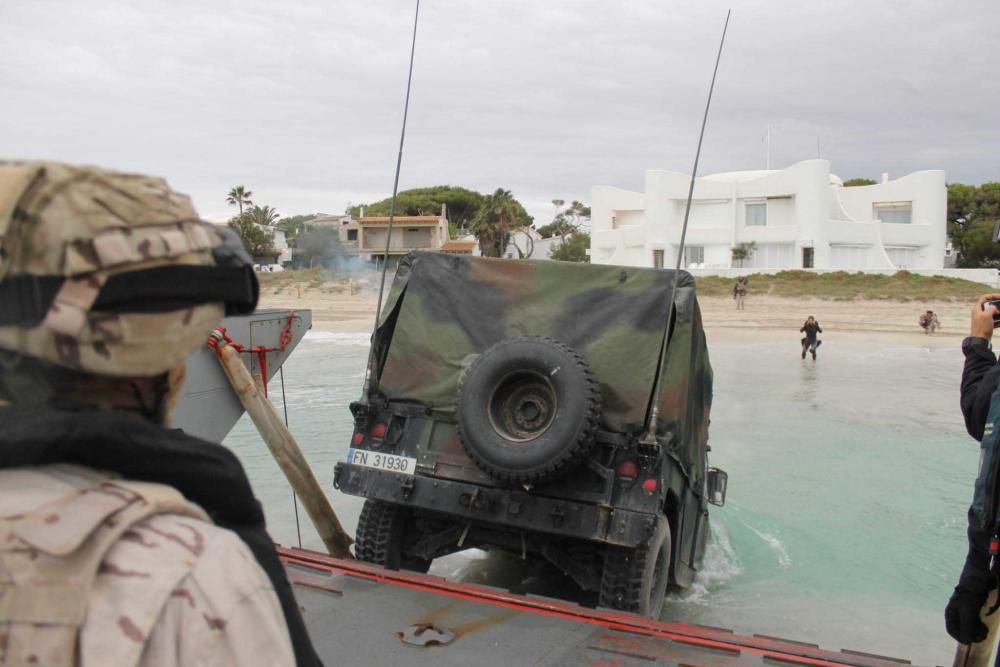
[399,624,456,647]
[279,546,919,667]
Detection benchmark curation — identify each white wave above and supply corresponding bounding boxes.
[429,549,490,580]
[673,519,743,602]
[746,523,792,569]
[303,331,371,346]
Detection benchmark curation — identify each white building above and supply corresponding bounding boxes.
[590,159,947,271]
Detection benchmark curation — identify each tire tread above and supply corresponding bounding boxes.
[456,336,601,484]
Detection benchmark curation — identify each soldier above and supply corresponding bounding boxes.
[919,309,940,334]
[0,162,322,666]
[799,315,822,360]
[733,276,748,310]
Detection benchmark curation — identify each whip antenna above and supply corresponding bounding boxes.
[362,0,421,398]
[642,9,731,443]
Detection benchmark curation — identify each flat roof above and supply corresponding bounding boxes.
[358,215,442,224]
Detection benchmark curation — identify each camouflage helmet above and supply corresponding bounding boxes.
[0,161,258,377]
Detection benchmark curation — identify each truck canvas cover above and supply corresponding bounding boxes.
[371,252,713,480]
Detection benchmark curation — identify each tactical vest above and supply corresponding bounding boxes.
[973,380,1000,531]
[0,464,210,667]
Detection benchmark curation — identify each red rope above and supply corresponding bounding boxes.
[207,312,296,397]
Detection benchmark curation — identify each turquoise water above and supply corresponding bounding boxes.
[226,329,974,664]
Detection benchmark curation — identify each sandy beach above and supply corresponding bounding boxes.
[258,274,977,348]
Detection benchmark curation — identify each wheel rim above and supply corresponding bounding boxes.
[487,370,557,442]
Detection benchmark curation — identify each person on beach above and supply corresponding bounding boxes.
[945,294,1000,650]
[799,315,822,360]
[919,310,941,334]
[733,276,748,310]
[0,162,321,666]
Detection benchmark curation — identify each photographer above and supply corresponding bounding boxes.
[946,294,1000,646]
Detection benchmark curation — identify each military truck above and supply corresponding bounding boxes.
[334,252,727,617]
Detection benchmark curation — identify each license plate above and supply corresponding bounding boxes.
[347,448,416,475]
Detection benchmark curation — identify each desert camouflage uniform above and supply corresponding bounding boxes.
[0,162,301,666]
[0,464,294,667]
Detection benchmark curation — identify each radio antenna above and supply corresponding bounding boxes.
[362,0,421,398]
[641,9,731,444]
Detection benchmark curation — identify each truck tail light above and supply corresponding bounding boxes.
[642,478,657,493]
[370,422,388,439]
[616,461,638,479]
[351,432,364,446]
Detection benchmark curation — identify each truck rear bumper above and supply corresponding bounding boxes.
[334,462,656,547]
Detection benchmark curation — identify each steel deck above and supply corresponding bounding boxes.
[279,546,918,667]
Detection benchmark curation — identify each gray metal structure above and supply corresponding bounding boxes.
[172,308,312,442]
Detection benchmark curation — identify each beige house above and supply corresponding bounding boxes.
[336,207,450,262]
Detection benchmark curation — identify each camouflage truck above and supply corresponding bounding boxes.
[333,252,727,616]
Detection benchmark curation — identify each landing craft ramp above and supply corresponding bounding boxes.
[279,546,918,667]
[172,308,312,443]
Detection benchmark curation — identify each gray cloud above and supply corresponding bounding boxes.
[1,0,997,225]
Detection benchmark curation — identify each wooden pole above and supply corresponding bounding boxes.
[212,338,353,557]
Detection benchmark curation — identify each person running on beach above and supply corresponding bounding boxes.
[919,310,941,334]
[733,276,748,310]
[800,316,822,360]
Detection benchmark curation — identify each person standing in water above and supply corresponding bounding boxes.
[800,316,822,360]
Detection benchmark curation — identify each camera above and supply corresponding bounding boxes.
[983,300,1000,327]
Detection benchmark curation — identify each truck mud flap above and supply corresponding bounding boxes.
[335,462,655,547]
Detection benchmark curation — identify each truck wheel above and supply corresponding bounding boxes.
[456,336,600,484]
[598,516,671,617]
[355,499,431,573]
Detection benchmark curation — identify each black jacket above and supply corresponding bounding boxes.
[961,337,1000,441]
[800,321,822,341]
[955,338,1000,608]
[0,404,323,667]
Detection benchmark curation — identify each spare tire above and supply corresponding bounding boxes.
[456,336,600,484]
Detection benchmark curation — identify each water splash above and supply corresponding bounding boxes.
[745,523,792,569]
[673,519,743,602]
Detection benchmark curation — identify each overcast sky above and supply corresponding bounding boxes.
[2,0,998,224]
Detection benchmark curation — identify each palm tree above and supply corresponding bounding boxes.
[248,204,280,227]
[471,188,520,257]
[226,186,253,218]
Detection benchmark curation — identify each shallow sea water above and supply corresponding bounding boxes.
[225,328,974,664]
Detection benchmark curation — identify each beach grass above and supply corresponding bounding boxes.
[695,270,994,301]
[260,266,992,303]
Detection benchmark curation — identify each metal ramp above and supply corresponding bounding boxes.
[279,546,918,667]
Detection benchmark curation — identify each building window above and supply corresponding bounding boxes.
[874,202,912,224]
[745,201,767,226]
[652,249,664,269]
[885,246,917,268]
[831,245,872,269]
[683,246,704,266]
[743,243,794,269]
[347,229,358,241]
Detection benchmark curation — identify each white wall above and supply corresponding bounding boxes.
[591,160,947,272]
